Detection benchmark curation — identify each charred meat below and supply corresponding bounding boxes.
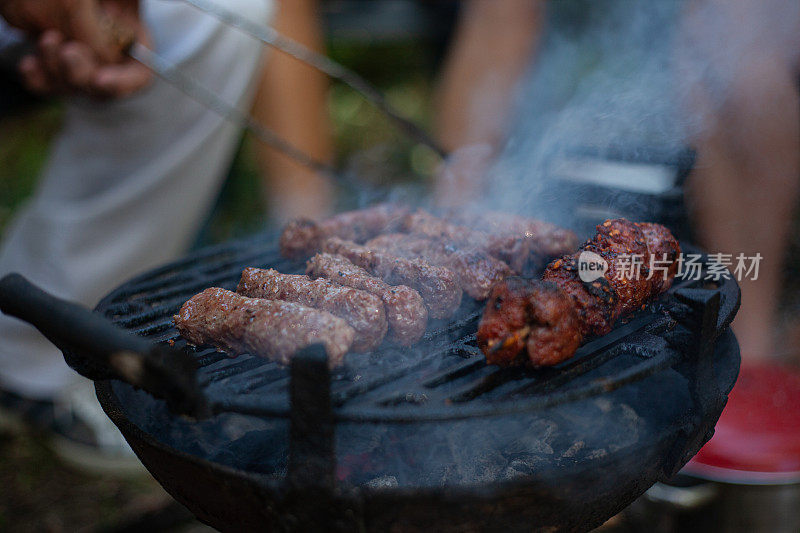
[401,209,574,275]
[280,203,409,259]
[173,288,354,367]
[237,268,387,352]
[306,253,428,345]
[451,210,579,259]
[478,219,680,367]
[321,237,462,319]
[365,233,513,300]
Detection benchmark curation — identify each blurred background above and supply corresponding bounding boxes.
[1,0,799,531]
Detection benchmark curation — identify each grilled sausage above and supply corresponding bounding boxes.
[450,210,579,259]
[173,288,354,367]
[280,203,410,259]
[478,219,680,367]
[402,209,576,275]
[237,268,387,352]
[320,237,462,319]
[306,253,428,345]
[365,233,513,300]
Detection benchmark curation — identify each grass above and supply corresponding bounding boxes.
[0,428,180,532]
[0,104,63,233]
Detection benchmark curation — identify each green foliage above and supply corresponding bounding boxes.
[0,105,63,234]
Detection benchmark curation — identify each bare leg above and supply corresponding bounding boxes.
[681,0,800,362]
[433,0,544,207]
[251,0,334,223]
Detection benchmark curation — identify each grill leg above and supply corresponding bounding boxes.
[286,344,335,530]
[665,287,723,478]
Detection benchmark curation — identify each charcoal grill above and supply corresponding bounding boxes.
[0,232,740,532]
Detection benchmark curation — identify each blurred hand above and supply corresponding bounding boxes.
[433,143,495,209]
[3,0,152,99]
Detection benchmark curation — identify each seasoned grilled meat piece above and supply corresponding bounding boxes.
[401,209,557,275]
[280,203,410,259]
[365,233,513,300]
[478,219,680,367]
[321,237,462,319]
[173,288,354,367]
[237,268,387,352]
[306,253,427,345]
[478,278,581,367]
[543,219,680,337]
[451,210,579,259]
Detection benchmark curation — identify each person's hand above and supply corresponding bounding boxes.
[433,143,495,209]
[17,27,152,99]
[2,0,135,61]
[3,0,152,99]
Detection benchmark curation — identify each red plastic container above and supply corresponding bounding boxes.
[685,362,800,484]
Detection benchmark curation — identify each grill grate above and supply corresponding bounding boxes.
[96,233,739,422]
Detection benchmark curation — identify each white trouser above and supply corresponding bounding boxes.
[0,0,274,398]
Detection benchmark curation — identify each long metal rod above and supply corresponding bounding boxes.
[179,0,448,159]
[129,43,342,179]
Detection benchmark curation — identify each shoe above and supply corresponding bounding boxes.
[0,378,146,476]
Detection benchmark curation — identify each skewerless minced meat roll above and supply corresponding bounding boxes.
[173,288,354,367]
[237,268,387,352]
[402,209,576,275]
[280,203,410,260]
[306,253,428,345]
[449,210,579,259]
[365,233,513,300]
[320,237,462,320]
[478,219,680,367]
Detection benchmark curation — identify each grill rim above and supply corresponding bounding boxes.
[92,233,740,423]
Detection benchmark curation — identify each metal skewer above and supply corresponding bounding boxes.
[129,43,352,183]
[179,0,448,159]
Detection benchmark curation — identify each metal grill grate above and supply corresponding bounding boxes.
[96,233,739,422]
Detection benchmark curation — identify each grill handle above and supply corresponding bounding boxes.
[0,273,207,417]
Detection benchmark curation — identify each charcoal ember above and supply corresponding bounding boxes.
[586,449,609,460]
[335,424,394,485]
[504,419,558,457]
[441,425,509,485]
[556,397,642,460]
[498,419,559,481]
[365,475,399,489]
[596,399,641,453]
[500,457,537,481]
[465,454,510,485]
[561,441,586,458]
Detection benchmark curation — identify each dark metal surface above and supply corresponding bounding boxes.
[79,234,741,532]
[92,234,739,424]
[0,273,205,415]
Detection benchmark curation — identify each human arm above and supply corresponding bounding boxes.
[678,0,800,361]
[433,0,546,207]
[251,0,335,223]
